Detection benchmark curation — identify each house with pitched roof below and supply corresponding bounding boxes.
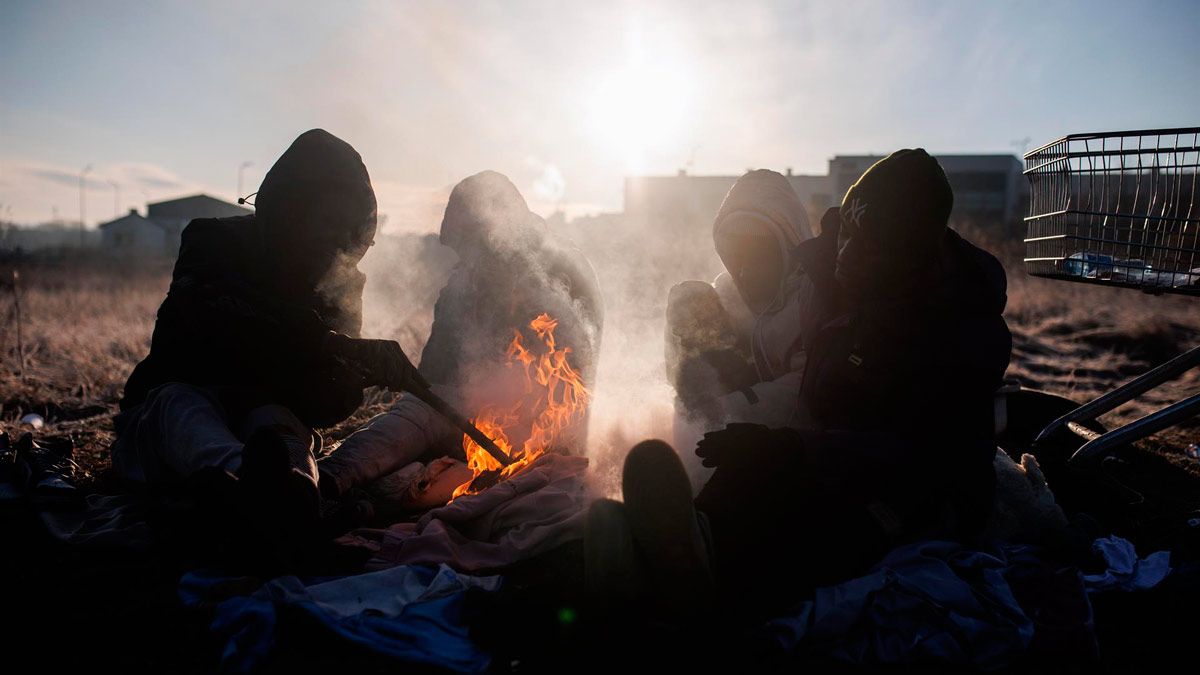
[98,193,251,257]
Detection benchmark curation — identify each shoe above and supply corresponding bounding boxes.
[584,497,649,608]
[236,427,322,557]
[13,432,80,508]
[621,439,714,617]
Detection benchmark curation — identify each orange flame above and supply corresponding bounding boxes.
[452,313,589,498]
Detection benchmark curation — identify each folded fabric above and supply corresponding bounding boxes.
[182,564,501,673]
[353,453,592,572]
[1081,535,1171,593]
[38,493,154,551]
[765,540,1036,670]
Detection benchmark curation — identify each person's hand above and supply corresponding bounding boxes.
[695,422,803,470]
[326,333,427,391]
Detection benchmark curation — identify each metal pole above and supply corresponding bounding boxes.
[108,180,120,218]
[1035,344,1200,443]
[79,164,92,248]
[11,270,24,381]
[238,161,253,200]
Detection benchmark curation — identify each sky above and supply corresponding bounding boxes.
[1,0,1198,231]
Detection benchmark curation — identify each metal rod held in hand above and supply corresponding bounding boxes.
[404,380,515,467]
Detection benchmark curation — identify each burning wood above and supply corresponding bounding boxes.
[452,313,590,499]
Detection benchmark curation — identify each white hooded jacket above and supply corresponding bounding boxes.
[711,169,816,429]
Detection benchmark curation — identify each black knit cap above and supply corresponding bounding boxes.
[840,148,953,255]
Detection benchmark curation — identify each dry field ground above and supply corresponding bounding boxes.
[1,233,1198,673]
[1,232,1197,488]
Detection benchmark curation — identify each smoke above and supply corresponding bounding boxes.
[357,232,457,357]
[346,173,727,499]
[558,211,726,496]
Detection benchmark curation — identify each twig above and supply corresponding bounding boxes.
[11,269,24,381]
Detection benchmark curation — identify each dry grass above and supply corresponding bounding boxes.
[2,234,1197,485]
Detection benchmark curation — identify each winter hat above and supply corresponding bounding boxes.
[840,148,952,255]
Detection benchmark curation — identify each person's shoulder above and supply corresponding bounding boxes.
[179,214,257,247]
[175,215,259,278]
[945,229,1007,286]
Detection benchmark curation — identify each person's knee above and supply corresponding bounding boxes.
[241,404,309,440]
[144,382,218,410]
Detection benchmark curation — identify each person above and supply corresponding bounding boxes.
[591,149,1012,619]
[316,171,604,498]
[665,169,816,433]
[111,129,423,556]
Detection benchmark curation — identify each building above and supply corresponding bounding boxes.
[828,154,1026,224]
[623,153,1027,237]
[624,168,833,238]
[98,193,251,258]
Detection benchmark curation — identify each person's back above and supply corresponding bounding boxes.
[316,172,604,499]
[122,213,365,428]
[419,171,603,395]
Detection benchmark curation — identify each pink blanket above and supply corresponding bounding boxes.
[347,454,592,573]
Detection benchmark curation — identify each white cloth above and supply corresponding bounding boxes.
[318,386,462,496]
[1081,535,1172,593]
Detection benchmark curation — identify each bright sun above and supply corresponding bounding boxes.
[585,59,695,170]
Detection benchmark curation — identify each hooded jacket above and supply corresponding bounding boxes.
[794,216,1011,536]
[419,173,604,399]
[795,218,1011,436]
[120,130,375,428]
[709,170,816,428]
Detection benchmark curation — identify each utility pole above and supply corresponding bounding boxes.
[108,180,120,218]
[79,164,92,248]
[237,161,253,201]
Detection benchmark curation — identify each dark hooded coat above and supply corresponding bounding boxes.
[418,172,603,393]
[695,222,1012,617]
[121,130,375,428]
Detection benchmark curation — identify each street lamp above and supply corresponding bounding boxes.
[79,164,92,248]
[237,161,253,201]
[108,180,121,218]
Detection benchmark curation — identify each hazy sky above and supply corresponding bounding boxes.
[2,0,1197,229]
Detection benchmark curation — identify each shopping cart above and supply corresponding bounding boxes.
[1022,127,1200,465]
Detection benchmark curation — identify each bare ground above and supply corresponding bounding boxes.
[2,244,1199,673]
[1,246,1197,485]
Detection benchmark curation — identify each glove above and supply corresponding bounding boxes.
[325,333,428,391]
[695,422,804,470]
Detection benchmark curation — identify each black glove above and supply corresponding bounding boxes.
[695,422,805,470]
[325,333,427,391]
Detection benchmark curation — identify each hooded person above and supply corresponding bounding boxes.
[316,171,604,499]
[665,169,817,436]
[111,129,423,562]
[592,150,1013,620]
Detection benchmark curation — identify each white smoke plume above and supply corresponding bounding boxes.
[346,174,727,498]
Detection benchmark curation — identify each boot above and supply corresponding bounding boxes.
[12,432,80,508]
[235,427,322,562]
[584,497,648,609]
[621,439,715,617]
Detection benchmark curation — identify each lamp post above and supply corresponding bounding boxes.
[237,161,253,201]
[108,180,121,218]
[79,164,92,248]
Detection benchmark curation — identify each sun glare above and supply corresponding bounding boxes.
[585,59,695,170]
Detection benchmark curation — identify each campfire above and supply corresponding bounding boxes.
[452,313,590,498]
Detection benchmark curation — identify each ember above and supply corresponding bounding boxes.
[452,313,590,498]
